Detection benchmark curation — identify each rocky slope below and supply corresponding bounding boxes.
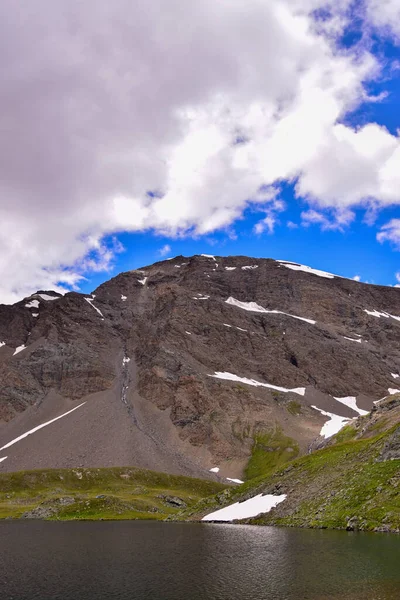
[185,394,400,532]
[1,255,400,481]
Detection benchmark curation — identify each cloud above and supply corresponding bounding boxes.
[158,244,172,257]
[377,219,400,248]
[287,221,299,229]
[0,0,400,301]
[300,208,354,231]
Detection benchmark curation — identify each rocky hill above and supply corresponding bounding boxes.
[1,254,400,482]
[187,394,400,532]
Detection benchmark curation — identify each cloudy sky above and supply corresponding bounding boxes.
[1,0,400,303]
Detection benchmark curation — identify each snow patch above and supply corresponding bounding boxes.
[0,457,7,464]
[225,266,237,271]
[391,373,399,379]
[0,402,87,452]
[185,331,192,335]
[210,372,306,396]
[202,493,286,522]
[121,295,127,301]
[343,336,362,344]
[25,299,39,309]
[122,356,130,365]
[279,262,335,279]
[193,294,209,300]
[85,297,104,319]
[32,313,39,318]
[226,297,315,324]
[311,405,351,438]
[241,265,258,270]
[226,478,244,484]
[0,342,5,348]
[138,277,148,285]
[200,254,216,261]
[333,396,369,416]
[209,467,220,473]
[364,309,400,321]
[388,388,400,395]
[37,294,59,301]
[13,345,26,356]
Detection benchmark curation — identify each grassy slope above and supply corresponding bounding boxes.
[245,427,299,480]
[0,466,227,520]
[182,398,400,532]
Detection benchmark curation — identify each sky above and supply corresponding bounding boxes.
[1,0,400,303]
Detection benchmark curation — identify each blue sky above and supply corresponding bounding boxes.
[1,1,400,303]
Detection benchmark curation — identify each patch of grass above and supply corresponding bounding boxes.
[0,467,227,521]
[286,401,302,416]
[333,423,357,443]
[244,427,299,480]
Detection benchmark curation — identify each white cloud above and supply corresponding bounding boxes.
[0,0,400,301]
[301,208,355,231]
[158,244,172,257]
[377,219,400,248]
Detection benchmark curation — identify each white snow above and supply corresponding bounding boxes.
[241,265,258,270]
[202,493,287,522]
[210,371,306,396]
[13,345,26,356]
[225,266,237,271]
[25,299,39,309]
[225,297,316,324]
[85,297,104,318]
[391,373,399,379]
[279,262,335,279]
[185,331,192,335]
[0,402,86,452]
[0,342,5,348]
[333,396,369,416]
[200,254,216,260]
[388,388,400,395]
[121,295,127,301]
[32,313,39,318]
[236,326,247,332]
[174,265,181,268]
[364,309,400,321]
[343,336,362,343]
[223,323,232,328]
[209,467,220,473]
[0,457,7,464]
[37,294,58,301]
[138,277,148,285]
[193,295,209,300]
[122,356,130,365]
[311,405,351,438]
[226,478,244,484]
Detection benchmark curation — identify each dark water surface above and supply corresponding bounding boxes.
[1,521,399,600]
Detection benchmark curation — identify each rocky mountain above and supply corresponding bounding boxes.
[1,254,400,482]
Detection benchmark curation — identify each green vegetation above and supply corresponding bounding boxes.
[244,427,299,480]
[286,400,302,416]
[0,467,227,521]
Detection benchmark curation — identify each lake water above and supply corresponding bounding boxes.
[1,521,399,599]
